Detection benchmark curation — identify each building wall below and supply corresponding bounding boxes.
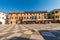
[49,9,60,23]
[9,12,17,24]
[27,12,46,19]
[9,11,47,24]
[0,12,6,24]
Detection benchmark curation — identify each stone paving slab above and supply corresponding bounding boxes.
[7,33,22,39]
[0,24,60,40]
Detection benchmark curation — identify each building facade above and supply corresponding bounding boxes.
[9,11,48,24]
[22,11,48,24]
[9,12,17,24]
[0,12,6,24]
[49,9,60,23]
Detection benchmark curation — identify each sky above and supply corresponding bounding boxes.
[0,0,60,12]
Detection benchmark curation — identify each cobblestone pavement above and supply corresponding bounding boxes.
[0,24,60,40]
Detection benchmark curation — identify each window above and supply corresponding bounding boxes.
[21,14,22,15]
[30,16,32,19]
[24,14,27,19]
[12,17,13,19]
[27,17,28,19]
[56,16,59,18]
[52,12,54,14]
[32,16,34,19]
[27,13,28,15]
[11,21,12,24]
[34,13,35,15]
[55,11,58,13]
[10,17,11,19]
[39,13,40,15]
[30,13,32,15]
[3,13,4,15]
[31,16,36,19]
[16,14,18,15]
[0,22,2,24]
[44,16,46,18]
[2,17,4,19]
[15,17,18,19]
[24,17,26,19]
[39,16,40,19]
[52,16,54,18]
[24,14,26,15]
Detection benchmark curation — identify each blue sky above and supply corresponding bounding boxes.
[0,0,60,12]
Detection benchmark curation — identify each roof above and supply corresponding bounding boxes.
[24,11,48,13]
[50,9,60,12]
[53,9,60,10]
[9,12,24,14]
[9,11,48,14]
[49,9,60,14]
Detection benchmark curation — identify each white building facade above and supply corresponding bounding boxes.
[0,12,6,24]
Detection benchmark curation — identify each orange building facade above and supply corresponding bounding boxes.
[9,11,48,24]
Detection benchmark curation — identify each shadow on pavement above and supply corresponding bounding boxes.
[8,37,33,40]
[39,30,60,40]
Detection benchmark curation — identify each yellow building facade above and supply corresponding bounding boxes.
[49,9,60,23]
[9,11,48,24]
[22,11,47,24]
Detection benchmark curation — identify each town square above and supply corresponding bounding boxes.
[0,0,60,40]
[0,24,60,40]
